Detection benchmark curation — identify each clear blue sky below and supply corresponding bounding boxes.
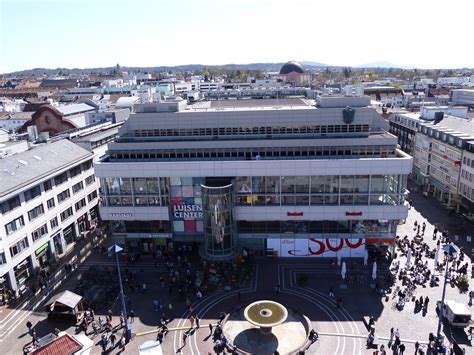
[1,0,473,73]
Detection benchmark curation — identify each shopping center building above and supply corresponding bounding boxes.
[95,95,412,260]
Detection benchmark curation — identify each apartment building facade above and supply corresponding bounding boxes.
[0,140,99,296]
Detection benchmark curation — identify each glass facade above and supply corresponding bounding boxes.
[103,177,170,206]
[101,174,407,208]
[236,174,406,206]
[202,183,236,260]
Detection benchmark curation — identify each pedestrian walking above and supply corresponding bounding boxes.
[218,312,226,324]
[157,331,164,343]
[388,327,394,346]
[380,344,386,355]
[130,310,135,323]
[107,309,113,322]
[120,335,126,349]
[399,343,405,354]
[415,341,420,353]
[329,287,335,298]
[92,320,98,336]
[393,335,401,351]
[335,296,342,309]
[120,314,124,328]
[189,315,195,328]
[195,316,200,329]
[209,323,213,335]
[110,333,116,347]
[26,321,33,334]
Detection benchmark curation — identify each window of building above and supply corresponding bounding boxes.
[75,198,86,212]
[50,216,59,230]
[60,207,73,222]
[43,179,53,191]
[0,252,6,265]
[69,165,82,178]
[81,159,93,171]
[24,185,41,202]
[9,237,29,257]
[87,190,98,202]
[32,223,48,242]
[1,195,21,214]
[57,189,71,203]
[47,198,55,209]
[72,181,84,194]
[54,172,68,185]
[5,216,25,235]
[28,204,45,221]
[85,174,95,186]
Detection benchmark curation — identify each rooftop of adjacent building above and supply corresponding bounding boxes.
[0,139,92,198]
[0,111,35,120]
[419,114,474,137]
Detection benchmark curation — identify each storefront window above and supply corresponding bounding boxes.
[310,176,325,194]
[340,175,354,193]
[371,175,386,193]
[63,224,76,245]
[147,178,160,194]
[14,258,32,288]
[252,177,265,193]
[354,175,369,193]
[264,177,280,194]
[120,178,132,194]
[133,178,148,194]
[105,177,121,195]
[236,177,251,194]
[324,176,339,193]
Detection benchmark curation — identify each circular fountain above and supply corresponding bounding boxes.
[243,300,288,333]
[222,300,312,354]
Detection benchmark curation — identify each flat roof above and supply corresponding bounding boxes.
[0,111,35,120]
[1,139,92,198]
[56,103,95,116]
[421,116,474,136]
[187,98,314,112]
[74,127,119,143]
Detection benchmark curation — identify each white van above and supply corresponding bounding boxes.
[437,299,472,328]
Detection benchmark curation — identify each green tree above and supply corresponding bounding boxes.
[343,67,351,79]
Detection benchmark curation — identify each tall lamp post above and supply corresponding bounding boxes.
[436,243,459,341]
[109,244,130,341]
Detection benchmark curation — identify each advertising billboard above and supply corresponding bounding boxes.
[170,177,204,233]
[267,237,366,258]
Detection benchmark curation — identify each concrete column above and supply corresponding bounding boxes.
[7,268,18,291]
[48,237,56,256]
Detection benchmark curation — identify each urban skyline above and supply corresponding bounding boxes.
[1,0,474,73]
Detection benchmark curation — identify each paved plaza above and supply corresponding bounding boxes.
[1,185,472,354]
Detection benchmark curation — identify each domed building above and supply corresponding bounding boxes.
[277,61,311,86]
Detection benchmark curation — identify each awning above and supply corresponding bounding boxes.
[44,290,82,311]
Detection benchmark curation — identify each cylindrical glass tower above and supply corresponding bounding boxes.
[201,181,236,261]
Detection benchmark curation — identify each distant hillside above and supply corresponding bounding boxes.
[356,61,416,69]
[2,61,328,76]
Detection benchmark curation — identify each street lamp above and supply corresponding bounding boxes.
[436,243,459,340]
[108,244,130,341]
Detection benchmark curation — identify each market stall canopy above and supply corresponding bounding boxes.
[44,290,82,311]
